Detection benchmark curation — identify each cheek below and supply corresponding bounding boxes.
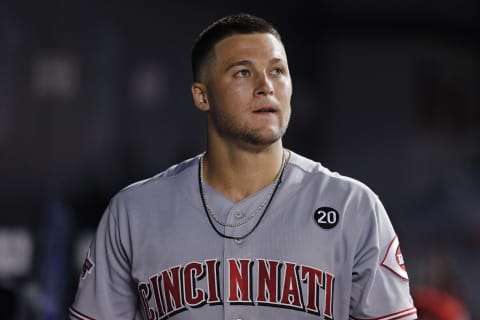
[283,105,292,122]
[285,78,293,96]
[277,78,293,99]
[211,81,249,104]
[208,86,245,117]
[227,83,252,99]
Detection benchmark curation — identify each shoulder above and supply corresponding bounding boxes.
[110,154,201,206]
[288,150,379,205]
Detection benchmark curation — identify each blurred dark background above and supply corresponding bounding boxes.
[0,0,478,319]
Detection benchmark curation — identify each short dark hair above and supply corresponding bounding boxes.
[191,13,282,82]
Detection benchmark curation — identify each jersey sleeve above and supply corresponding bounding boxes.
[69,196,138,320]
[349,196,417,320]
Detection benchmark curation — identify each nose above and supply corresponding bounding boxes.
[254,73,274,96]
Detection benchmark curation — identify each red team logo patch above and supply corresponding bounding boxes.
[80,248,95,280]
[381,236,409,281]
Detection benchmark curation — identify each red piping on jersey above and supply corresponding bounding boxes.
[350,306,417,320]
[69,306,96,320]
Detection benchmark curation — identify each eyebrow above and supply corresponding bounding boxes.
[224,60,252,72]
[224,58,286,72]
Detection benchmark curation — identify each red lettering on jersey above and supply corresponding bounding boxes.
[257,259,280,304]
[205,259,221,304]
[138,282,157,320]
[228,259,253,303]
[280,262,303,310]
[161,266,186,315]
[323,272,335,319]
[301,265,323,315]
[183,262,206,307]
[396,246,406,270]
[138,258,336,317]
[149,274,166,319]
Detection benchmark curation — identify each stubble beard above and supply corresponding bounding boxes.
[210,110,290,147]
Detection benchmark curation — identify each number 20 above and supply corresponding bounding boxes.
[317,210,337,224]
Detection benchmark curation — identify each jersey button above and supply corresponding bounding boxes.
[234,211,244,219]
[234,238,243,245]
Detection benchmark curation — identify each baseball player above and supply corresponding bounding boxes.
[69,13,417,320]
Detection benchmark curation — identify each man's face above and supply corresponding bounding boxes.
[202,33,292,147]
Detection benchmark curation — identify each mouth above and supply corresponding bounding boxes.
[253,107,277,114]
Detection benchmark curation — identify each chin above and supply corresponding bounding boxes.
[241,127,285,146]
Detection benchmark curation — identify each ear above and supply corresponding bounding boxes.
[191,82,209,112]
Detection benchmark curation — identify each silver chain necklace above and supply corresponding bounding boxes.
[198,150,289,239]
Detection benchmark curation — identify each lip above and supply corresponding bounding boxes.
[252,105,278,113]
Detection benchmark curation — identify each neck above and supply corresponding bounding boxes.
[202,142,286,202]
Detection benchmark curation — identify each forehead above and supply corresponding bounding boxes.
[213,33,287,66]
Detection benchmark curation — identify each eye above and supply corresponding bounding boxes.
[234,69,251,78]
[270,67,284,76]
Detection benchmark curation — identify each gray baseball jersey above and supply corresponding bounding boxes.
[69,151,417,320]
